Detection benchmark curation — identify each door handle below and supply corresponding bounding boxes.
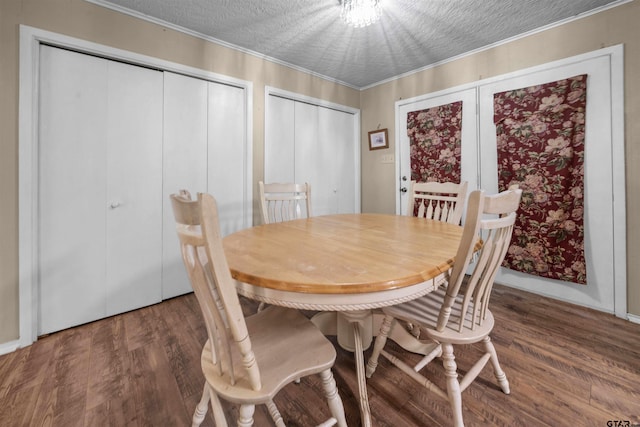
[109,201,122,209]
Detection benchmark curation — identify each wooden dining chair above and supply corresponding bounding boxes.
[170,191,346,427]
[407,180,468,225]
[404,180,469,337]
[259,181,311,224]
[366,187,522,427]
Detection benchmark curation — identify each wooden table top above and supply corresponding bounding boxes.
[223,213,464,295]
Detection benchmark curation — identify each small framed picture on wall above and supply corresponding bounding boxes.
[368,128,389,150]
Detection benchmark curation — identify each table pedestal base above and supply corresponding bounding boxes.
[311,310,439,427]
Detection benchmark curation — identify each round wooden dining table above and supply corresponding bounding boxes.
[223,213,465,427]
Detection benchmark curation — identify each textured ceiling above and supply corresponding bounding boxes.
[91,0,622,88]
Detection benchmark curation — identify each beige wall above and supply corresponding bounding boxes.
[0,0,359,345]
[360,1,640,315]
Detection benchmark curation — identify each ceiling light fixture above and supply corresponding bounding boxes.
[341,0,382,28]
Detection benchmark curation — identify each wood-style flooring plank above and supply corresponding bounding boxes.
[2,333,57,398]
[83,395,139,427]
[85,316,131,413]
[122,303,159,353]
[153,297,206,402]
[2,286,640,427]
[0,384,43,426]
[590,383,640,422]
[128,341,192,426]
[28,325,93,427]
[0,351,19,400]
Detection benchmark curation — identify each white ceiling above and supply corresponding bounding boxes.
[90,0,623,88]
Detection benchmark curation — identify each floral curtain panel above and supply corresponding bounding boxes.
[494,74,587,285]
[407,101,463,183]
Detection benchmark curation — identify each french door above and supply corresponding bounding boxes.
[396,88,478,215]
[396,47,625,316]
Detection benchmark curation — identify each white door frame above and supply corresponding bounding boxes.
[17,25,253,348]
[394,46,626,319]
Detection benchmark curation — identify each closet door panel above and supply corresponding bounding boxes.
[162,72,209,299]
[321,107,357,214]
[208,82,247,236]
[314,106,339,215]
[265,92,359,216]
[294,102,327,212]
[265,96,295,183]
[36,46,252,334]
[105,61,163,316]
[38,46,108,334]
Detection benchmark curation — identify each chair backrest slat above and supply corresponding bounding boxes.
[407,181,468,225]
[437,187,522,333]
[259,181,311,224]
[171,191,262,391]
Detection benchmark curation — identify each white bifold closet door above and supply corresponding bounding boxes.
[39,45,163,334]
[161,72,208,300]
[162,72,246,299]
[265,95,358,216]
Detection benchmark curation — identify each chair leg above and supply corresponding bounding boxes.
[483,336,510,394]
[441,343,464,427]
[320,369,347,427]
[192,383,211,427]
[208,387,229,427]
[366,314,394,378]
[237,404,256,427]
[266,400,285,427]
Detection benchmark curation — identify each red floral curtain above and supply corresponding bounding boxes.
[407,101,462,183]
[494,74,587,285]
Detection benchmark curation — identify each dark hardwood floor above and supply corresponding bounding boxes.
[1,284,639,426]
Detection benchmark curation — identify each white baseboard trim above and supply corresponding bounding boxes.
[0,339,21,356]
[627,313,640,324]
